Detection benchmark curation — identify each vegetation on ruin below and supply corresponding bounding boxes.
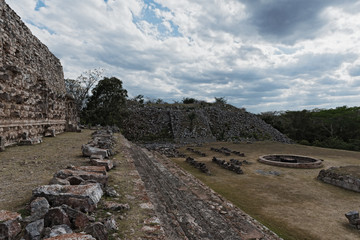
[259,106,360,151]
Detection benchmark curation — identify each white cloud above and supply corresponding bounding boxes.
[5,0,360,113]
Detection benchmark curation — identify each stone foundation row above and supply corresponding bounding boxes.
[0,128,119,240]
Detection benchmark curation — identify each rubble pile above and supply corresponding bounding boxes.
[212,157,244,174]
[186,147,206,157]
[0,128,122,240]
[185,157,211,174]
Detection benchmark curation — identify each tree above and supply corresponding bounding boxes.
[81,77,128,126]
[214,97,227,105]
[182,97,197,104]
[65,68,103,111]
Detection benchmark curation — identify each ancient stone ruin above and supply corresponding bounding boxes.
[122,103,292,144]
[0,129,119,240]
[258,154,323,168]
[317,166,360,192]
[0,0,78,150]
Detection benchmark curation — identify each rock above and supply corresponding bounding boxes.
[89,159,113,171]
[0,210,22,240]
[48,225,73,238]
[90,155,104,161]
[44,207,71,228]
[82,145,109,158]
[24,219,44,240]
[105,187,119,198]
[54,169,108,187]
[43,233,96,240]
[66,176,85,185]
[49,177,71,185]
[103,201,130,211]
[104,216,118,231]
[61,205,92,230]
[345,210,359,225]
[33,183,103,213]
[84,222,108,240]
[25,197,50,222]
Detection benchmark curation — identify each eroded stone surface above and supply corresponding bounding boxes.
[0,210,22,240]
[24,219,44,240]
[89,159,113,171]
[82,145,108,158]
[43,233,96,240]
[33,183,103,212]
[54,169,108,187]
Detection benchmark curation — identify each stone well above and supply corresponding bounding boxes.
[258,154,323,169]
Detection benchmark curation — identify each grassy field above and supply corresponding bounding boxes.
[172,141,360,240]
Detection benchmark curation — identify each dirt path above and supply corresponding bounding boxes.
[120,136,280,240]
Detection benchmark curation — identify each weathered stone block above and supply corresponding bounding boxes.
[25,197,50,222]
[44,207,71,228]
[345,210,359,225]
[84,222,108,240]
[61,205,92,230]
[32,183,103,212]
[0,210,22,240]
[82,145,108,158]
[89,159,113,171]
[47,224,73,238]
[54,169,108,187]
[24,219,44,240]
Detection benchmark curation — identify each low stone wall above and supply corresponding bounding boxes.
[0,0,77,149]
[259,154,323,169]
[317,166,360,192]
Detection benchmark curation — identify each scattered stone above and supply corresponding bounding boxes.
[345,211,359,226]
[84,222,108,240]
[89,159,113,171]
[33,183,103,212]
[105,187,119,198]
[0,210,22,240]
[49,177,71,185]
[48,225,73,238]
[24,219,44,240]
[54,169,108,187]
[25,197,50,222]
[44,207,71,228]
[185,157,210,174]
[43,233,96,240]
[82,145,109,159]
[104,216,118,231]
[61,205,93,230]
[90,155,104,161]
[103,201,130,211]
[255,169,281,176]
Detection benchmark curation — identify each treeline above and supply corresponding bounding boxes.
[259,106,360,151]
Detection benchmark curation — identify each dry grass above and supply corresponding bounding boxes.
[172,141,360,240]
[0,130,93,211]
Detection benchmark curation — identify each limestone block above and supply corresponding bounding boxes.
[44,207,71,228]
[32,183,103,212]
[0,210,22,240]
[47,225,73,238]
[54,169,108,187]
[345,211,359,225]
[61,205,92,230]
[84,222,108,240]
[82,145,108,158]
[25,197,50,222]
[24,219,44,240]
[89,159,113,171]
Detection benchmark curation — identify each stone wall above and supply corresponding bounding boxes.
[0,0,77,148]
[317,166,360,192]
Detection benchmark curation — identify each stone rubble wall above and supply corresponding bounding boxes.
[317,166,360,192]
[0,0,77,148]
[122,103,292,144]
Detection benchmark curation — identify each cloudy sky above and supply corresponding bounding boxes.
[6,0,360,113]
